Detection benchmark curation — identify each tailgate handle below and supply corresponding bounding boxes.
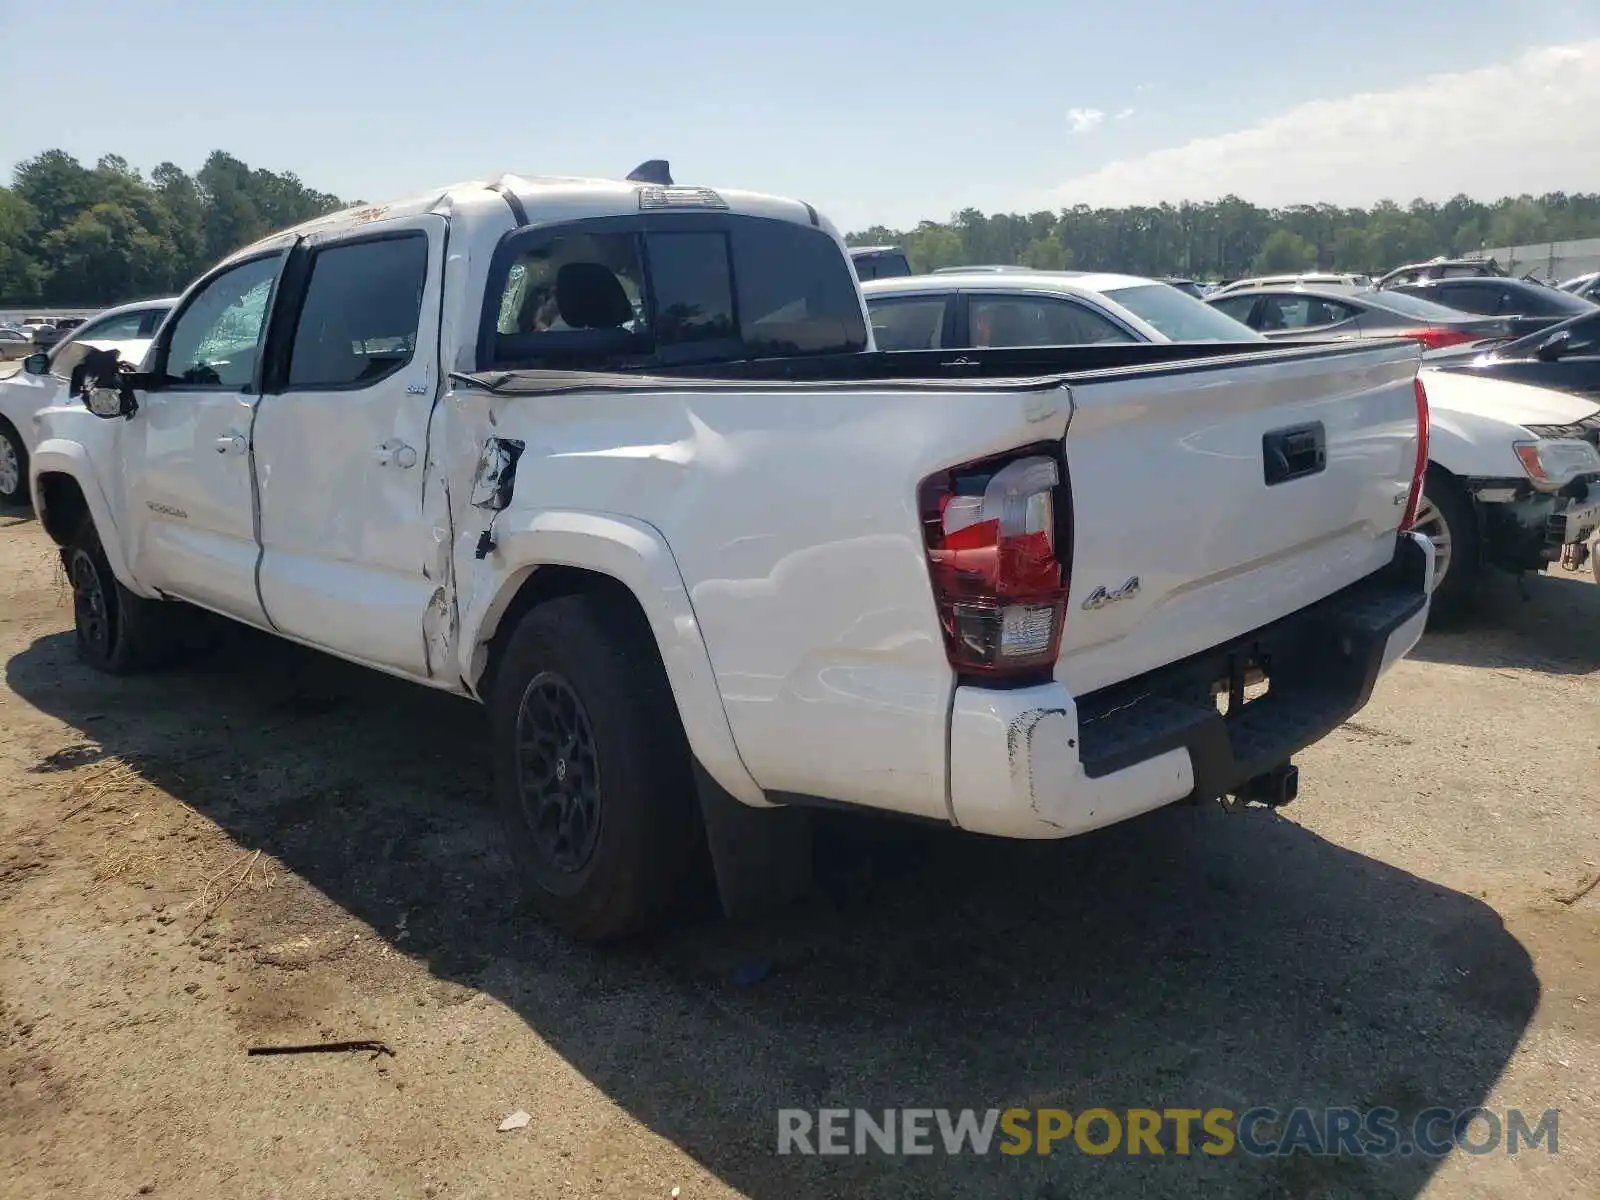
[1262,421,1326,486]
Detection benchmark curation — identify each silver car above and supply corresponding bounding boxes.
[1205,285,1514,351]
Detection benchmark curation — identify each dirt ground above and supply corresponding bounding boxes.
[0,510,1597,1200]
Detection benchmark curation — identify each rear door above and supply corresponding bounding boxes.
[250,217,445,678]
[1055,341,1422,696]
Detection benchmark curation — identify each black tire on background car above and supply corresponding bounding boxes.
[64,522,190,674]
[1412,466,1480,626]
[0,417,27,507]
[488,592,703,941]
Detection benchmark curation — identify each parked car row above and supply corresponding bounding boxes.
[858,265,1600,607]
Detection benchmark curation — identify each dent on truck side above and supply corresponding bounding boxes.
[434,383,769,808]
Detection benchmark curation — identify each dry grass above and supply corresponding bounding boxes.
[185,848,275,930]
[58,758,144,820]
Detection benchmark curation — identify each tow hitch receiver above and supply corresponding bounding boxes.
[1221,763,1300,812]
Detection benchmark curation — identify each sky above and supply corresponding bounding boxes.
[4,0,1600,233]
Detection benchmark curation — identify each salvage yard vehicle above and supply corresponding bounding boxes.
[1205,285,1513,349]
[863,270,1261,349]
[31,163,1434,941]
[1435,308,1600,404]
[1410,368,1600,619]
[0,297,179,506]
[1381,276,1596,339]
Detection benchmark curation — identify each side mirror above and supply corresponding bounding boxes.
[20,351,49,376]
[84,386,129,419]
[1536,330,1571,361]
[65,346,139,420]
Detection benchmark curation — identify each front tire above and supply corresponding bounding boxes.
[65,523,189,674]
[488,592,702,941]
[1412,467,1480,626]
[0,418,27,508]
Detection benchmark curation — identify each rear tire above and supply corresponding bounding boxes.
[1413,467,1480,627]
[65,522,190,674]
[0,418,27,508]
[488,592,702,941]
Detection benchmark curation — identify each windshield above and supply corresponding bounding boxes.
[1105,284,1266,341]
[1365,290,1474,321]
[1495,310,1600,358]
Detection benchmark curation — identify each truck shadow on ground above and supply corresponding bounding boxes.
[8,627,1540,1200]
[1409,569,1600,675]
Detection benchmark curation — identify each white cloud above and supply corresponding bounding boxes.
[1037,40,1600,208]
[1066,108,1105,135]
[1114,108,1135,120]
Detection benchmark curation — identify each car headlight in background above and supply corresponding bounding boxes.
[1514,437,1600,489]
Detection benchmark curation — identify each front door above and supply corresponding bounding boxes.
[251,217,446,679]
[124,251,286,624]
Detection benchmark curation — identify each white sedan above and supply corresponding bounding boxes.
[0,297,176,506]
[862,270,1264,350]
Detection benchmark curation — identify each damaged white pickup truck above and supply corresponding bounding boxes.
[33,163,1434,939]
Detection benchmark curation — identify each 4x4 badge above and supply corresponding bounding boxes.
[1082,576,1140,610]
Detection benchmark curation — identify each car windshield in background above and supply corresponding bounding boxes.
[1498,310,1600,358]
[1106,284,1266,341]
[1364,290,1477,321]
[1535,285,1600,316]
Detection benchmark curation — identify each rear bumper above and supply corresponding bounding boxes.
[948,532,1433,839]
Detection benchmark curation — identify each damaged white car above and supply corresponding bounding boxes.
[1411,369,1600,617]
[32,163,1433,940]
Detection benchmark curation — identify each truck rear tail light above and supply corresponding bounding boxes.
[1401,375,1430,530]
[1394,327,1480,351]
[918,447,1071,678]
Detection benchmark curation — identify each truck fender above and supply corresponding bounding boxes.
[459,509,769,808]
[28,439,153,598]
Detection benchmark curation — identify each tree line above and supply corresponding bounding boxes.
[0,150,351,307]
[846,193,1600,280]
[6,147,1600,307]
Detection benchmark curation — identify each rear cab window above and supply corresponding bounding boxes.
[485,215,868,371]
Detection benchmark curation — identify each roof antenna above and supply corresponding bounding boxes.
[626,159,673,186]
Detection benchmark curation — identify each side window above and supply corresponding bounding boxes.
[75,310,149,341]
[286,235,429,389]
[1265,296,1355,328]
[161,256,282,389]
[1209,295,1258,325]
[138,308,169,337]
[1433,283,1495,315]
[971,295,1134,348]
[868,297,947,350]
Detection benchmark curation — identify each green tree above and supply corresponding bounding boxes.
[1253,229,1315,273]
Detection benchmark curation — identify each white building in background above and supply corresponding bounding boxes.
[1486,236,1600,283]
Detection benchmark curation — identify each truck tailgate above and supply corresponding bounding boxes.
[1057,340,1422,696]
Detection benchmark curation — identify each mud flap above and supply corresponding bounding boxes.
[692,762,813,919]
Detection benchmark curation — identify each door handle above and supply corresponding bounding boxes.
[374,440,418,469]
[214,433,248,455]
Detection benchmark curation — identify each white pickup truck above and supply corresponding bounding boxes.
[31,163,1434,940]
